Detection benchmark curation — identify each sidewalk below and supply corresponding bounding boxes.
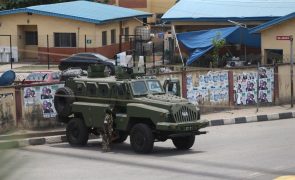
[0,105,294,149]
[203,105,295,126]
[0,63,35,72]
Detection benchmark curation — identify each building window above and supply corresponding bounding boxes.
[265,49,283,64]
[54,33,76,47]
[102,31,107,46]
[25,31,38,45]
[111,29,116,44]
[124,27,129,41]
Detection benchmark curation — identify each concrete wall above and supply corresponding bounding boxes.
[260,18,295,64]
[0,87,16,133]
[277,64,295,104]
[21,83,64,128]
[155,66,277,113]
[185,69,230,112]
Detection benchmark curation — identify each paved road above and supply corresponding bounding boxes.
[1,119,295,180]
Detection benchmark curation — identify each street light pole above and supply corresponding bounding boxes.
[290,35,294,108]
[228,20,247,61]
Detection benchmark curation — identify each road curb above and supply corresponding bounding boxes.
[0,135,67,149]
[1,112,294,149]
[208,111,295,126]
[0,134,99,149]
[0,130,66,141]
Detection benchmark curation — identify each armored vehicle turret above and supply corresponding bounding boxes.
[54,65,207,153]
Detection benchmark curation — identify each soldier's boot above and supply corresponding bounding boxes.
[102,137,111,152]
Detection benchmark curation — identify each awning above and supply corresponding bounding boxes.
[176,26,261,65]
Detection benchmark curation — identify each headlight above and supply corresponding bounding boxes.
[160,112,171,121]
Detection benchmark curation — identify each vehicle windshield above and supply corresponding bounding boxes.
[131,80,164,96]
[131,81,148,96]
[146,80,164,94]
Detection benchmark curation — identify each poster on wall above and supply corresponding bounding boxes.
[187,71,229,105]
[234,67,274,105]
[24,84,64,118]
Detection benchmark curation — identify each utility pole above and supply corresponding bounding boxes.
[256,62,260,112]
[290,35,294,108]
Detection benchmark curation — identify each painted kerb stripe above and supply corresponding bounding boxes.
[257,115,268,121]
[210,119,224,126]
[235,117,247,124]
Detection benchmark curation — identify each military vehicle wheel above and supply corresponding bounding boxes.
[66,118,89,146]
[130,123,154,154]
[54,87,75,118]
[172,135,195,150]
[113,131,128,143]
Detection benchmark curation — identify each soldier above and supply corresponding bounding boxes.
[102,109,113,152]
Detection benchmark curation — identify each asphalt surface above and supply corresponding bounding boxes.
[1,118,295,180]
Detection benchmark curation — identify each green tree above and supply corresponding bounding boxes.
[211,32,226,68]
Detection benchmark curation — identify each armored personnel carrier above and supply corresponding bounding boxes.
[54,65,207,153]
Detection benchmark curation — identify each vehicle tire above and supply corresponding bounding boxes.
[66,118,89,146]
[172,135,195,150]
[112,131,128,143]
[130,123,154,154]
[54,87,75,118]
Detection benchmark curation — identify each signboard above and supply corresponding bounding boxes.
[276,36,292,40]
[86,39,92,44]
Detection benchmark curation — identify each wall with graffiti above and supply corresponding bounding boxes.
[23,84,64,127]
[187,71,229,106]
[234,67,274,105]
[0,88,16,133]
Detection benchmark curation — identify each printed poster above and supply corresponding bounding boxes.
[24,84,64,118]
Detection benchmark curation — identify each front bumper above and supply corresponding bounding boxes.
[156,119,208,132]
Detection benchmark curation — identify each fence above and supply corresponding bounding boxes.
[0,87,16,133]
[156,63,290,113]
[118,34,175,68]
[0,82,64,133]
[21,83,64,128]
[0,63,294,132]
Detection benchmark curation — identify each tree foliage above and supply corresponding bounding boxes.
[211,32,226,68]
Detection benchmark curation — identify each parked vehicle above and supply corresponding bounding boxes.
[54,65,208,154]
[58,53,115,75]
[23,71,61,84]
[59,67,87,81]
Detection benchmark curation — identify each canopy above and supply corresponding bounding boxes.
[176,26,261,65]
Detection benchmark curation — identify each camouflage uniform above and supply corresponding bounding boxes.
[102,112,113,152]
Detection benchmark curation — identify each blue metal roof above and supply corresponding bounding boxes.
[250,12,295,33]
[0,0,152,24]
[162,0,295,22]
[177,26,261,65]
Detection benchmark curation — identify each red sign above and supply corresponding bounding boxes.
[276,36,292,40]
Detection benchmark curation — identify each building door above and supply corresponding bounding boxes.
[17,25,38,61]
